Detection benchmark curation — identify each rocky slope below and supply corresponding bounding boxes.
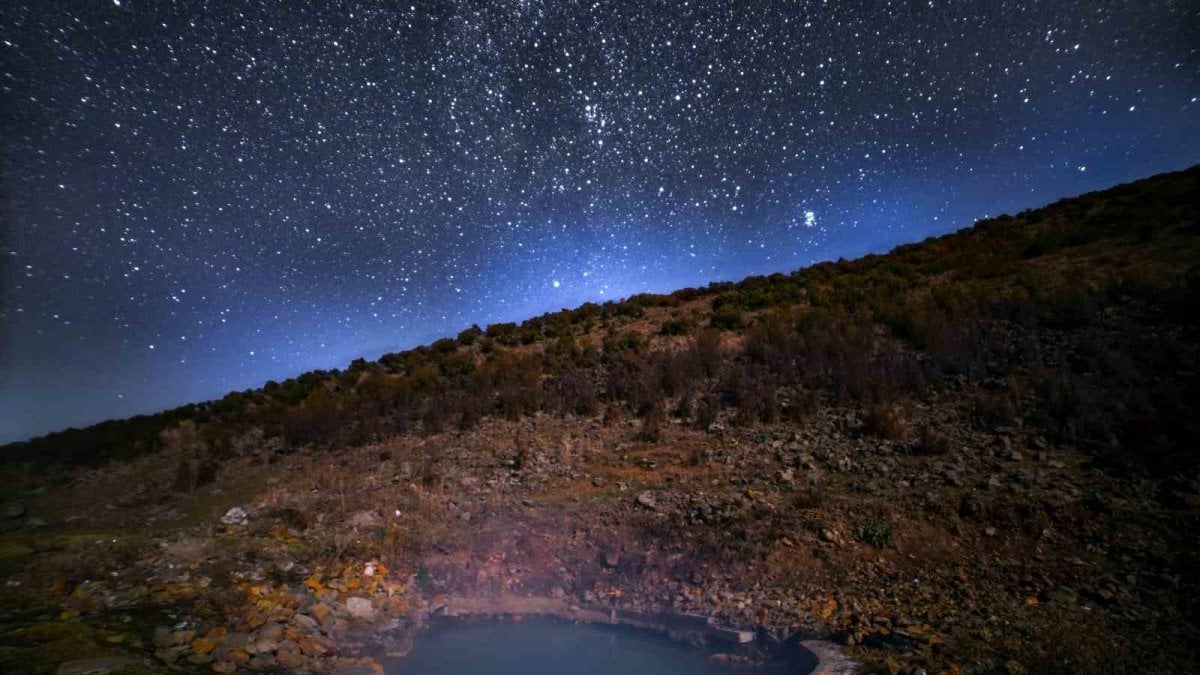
[2,166,1199,674]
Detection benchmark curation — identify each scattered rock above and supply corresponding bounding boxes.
[636,491,657,509]
[220,506,248,526]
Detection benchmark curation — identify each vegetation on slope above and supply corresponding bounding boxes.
[5,166,1199,482]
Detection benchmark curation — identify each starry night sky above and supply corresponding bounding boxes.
[1,1,1198,443]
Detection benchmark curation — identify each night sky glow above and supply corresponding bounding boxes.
[2,1,1198,443]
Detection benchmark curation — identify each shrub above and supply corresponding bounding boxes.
[457,325,482,345]
[916,425,951,456]
[792,484,824,510]
[971,390,1019,431]
[603,330,645,355]
[863,404,908,440]
[638,402,666,442]
[486,322,519,345]
[710,303,745,330]
[693,329,723,376]
[660,316,695,336]
[860,520,894,548]
[695,394,721,431]
[431,338,458,354]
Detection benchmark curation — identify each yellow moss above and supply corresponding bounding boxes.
[0,622,121,674]
[191,637,215,654]
[304,574,324,594]
[0,539,34,559]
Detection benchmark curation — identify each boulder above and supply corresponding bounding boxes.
[346,596,376,622]
[636,491,657,509]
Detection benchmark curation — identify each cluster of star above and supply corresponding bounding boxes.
[1,0,1197,441]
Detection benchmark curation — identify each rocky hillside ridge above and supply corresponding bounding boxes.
[1,166,1199,673]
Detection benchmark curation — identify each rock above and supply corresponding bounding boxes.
[592,476,607,487]
[252,622,282,653]
[192,637,216,655]
[346,596,376,622]
[3,504,26,519]
[308,603,333,624]
[779,467,795,483]
[383,634,415,658]
[636,491,657,509]
[293,613,319,632]
[251,636,278,655]
[800,639,861,675]
[298,635,329,656]
[155,647,186,665]
[347,511,378,529]
[55,658,136,675]
[707,625,755,644]
[710,653,756,665]
[224,632,252,650]
[601,550,621,568]
[220,506,248,526]
[276,649,305,668]
[337,665,385,675]
[247,654,276,670]
[257,622,283,642]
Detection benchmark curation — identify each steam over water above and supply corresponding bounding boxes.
[386,618,807,674]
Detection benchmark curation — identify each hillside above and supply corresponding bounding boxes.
[2,166,1199,674]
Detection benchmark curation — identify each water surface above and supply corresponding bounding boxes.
[385,618,805,675]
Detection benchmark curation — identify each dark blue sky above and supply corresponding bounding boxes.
[2,0,1198,443]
